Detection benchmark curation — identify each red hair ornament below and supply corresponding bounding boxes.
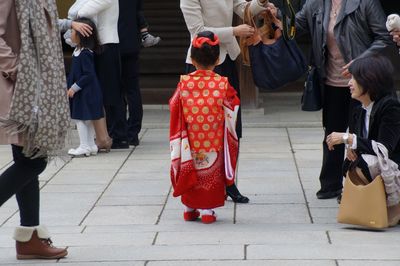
[192,35,220,48]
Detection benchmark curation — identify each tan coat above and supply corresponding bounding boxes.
[0,0,21,145]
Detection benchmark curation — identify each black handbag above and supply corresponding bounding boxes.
[241,0,307,91]
[249,37,307,90]
[301,65,323,111]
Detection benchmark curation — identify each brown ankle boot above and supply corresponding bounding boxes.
[14,226,68,260]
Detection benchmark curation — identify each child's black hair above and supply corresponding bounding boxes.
[190,31,220,67]
[73,17,101,54]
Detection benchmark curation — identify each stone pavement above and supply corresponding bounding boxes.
[0,92,399,266]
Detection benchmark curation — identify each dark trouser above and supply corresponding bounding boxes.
[121,52,143,141]
[104,103,128,143]
[319,85,357,192]
[0,145,47,226]
[95,44,128,143]
[185,56,242,138]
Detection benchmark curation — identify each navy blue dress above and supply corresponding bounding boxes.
[68,48,104,120]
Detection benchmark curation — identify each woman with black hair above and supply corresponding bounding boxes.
[326,55,400,226]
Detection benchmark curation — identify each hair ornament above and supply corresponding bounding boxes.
[192,35,220,48]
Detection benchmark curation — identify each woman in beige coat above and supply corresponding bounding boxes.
[0,0,69,260]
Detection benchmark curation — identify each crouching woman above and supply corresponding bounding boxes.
[326,55,400,227]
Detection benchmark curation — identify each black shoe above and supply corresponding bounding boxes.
[111,140,129,149]
[129,135,140,146]
[337,194,342,204]
[316,189,342,199]
[226,184,249,203]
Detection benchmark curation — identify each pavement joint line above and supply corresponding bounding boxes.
[151,231,159,245]
[155,185,172,225]
[233,199,237,224]
[80,225,87,234]
[326,230,332,244]
[286,127,314,224]
[77,128,148,226]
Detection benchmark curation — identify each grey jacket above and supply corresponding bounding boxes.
[295,0,392,79]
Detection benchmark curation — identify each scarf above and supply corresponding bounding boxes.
[0,0,70,157]
[362,141,400,206]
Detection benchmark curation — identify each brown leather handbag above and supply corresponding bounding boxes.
[337,172,388,229]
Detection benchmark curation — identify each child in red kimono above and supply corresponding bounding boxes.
[169,31,240,224]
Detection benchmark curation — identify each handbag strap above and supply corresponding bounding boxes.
[281,0,296,41]
[240,3,262,66]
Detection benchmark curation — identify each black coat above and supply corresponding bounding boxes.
[295,0,393,79]
[68,49,104,120]
[348,95,400,165]
[118,0,147,54]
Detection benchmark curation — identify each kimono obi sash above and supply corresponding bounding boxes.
[179,70,228,153]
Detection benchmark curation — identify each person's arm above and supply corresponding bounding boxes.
[0,1,18,82]
[58,19,92,37]
[232,0,267,18]
[74,51,95,90]
[390,29,400,46]
[58,19,72,33]
[357,0,393,59]
[78,0,112,18]
[357,104,400,156]
[180,0,233,43]
[294,0,310,38]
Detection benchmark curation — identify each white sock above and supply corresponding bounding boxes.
[85,121,96,148]
[184,206,194,212]
[200,209,214,216]
[75,120,90,149]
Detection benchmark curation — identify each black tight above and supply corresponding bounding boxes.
[0,145,47,226]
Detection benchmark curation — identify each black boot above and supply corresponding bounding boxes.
[226,183,249,203]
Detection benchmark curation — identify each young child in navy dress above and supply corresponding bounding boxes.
[67,18,104,157]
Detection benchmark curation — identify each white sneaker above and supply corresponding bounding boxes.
[142,34,161,48]
[89,145,98,156]
[68,146,91,157]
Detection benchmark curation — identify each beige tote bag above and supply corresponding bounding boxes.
[337,172,388,229]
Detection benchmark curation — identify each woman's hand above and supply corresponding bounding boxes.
[341,60,354,78]
[346,148,358,161]
[67,88,75,98]
[326,132,346,151]
[265,2,278,17]
[390,30,400,46]
[233,24,255,37]
[71,21,93,37]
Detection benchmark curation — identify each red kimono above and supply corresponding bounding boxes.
[169,70,240,209]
